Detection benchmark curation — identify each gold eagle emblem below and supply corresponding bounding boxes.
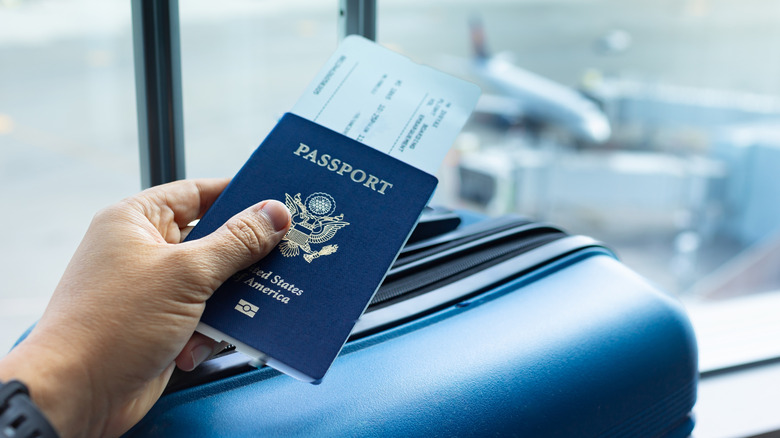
[278,192,349,263]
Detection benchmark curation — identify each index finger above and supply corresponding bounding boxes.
[142,178,231,229]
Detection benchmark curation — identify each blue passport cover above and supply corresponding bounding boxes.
[185,113,438,382]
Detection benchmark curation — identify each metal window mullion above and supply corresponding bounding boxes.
[132,0,185,189]
[339,0,377,41]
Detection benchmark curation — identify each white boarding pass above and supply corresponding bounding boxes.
[291,35,481,175]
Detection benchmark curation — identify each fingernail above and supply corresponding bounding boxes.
[261,200,290,232]
[190,344,212,369]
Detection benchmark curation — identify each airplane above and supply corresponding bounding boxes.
[469,18,612,144]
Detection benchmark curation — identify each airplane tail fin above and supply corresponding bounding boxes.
[469,15,489,60]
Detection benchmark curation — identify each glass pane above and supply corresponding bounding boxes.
[0,0,138,352]
[379,0,780,301]
[179,1,338,179]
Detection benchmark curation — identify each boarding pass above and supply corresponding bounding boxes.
[291,35,481,175]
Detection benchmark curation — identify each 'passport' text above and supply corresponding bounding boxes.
[294,143,394,194]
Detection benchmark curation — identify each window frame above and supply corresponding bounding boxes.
[131,0,376,189]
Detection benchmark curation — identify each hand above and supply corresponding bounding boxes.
[0,179,291,437]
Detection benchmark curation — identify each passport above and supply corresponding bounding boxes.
[186,112,438,383]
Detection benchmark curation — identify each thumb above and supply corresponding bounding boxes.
[187,200,291,286]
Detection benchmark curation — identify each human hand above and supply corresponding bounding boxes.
[0,179,291,437]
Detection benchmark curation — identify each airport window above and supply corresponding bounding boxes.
[178,1,338,179]
[0,0,139,351]
[2,0,780,433]
[379,0,780,300]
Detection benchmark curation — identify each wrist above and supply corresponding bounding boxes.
[0,379,59,437]
[0,338,99,438]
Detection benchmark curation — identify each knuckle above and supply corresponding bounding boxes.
[153,249,214,303]
[91,206,112,224]
[92,202,126,225]
[225,216,271,259]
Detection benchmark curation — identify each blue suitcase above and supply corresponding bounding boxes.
[126,213,698,437]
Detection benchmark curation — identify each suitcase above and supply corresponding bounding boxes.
[123,6,696,435]
[126,212,697,437]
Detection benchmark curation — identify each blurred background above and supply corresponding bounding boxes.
[1,1,780,432]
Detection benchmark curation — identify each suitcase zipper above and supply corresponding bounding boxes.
[372,225,565,307]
